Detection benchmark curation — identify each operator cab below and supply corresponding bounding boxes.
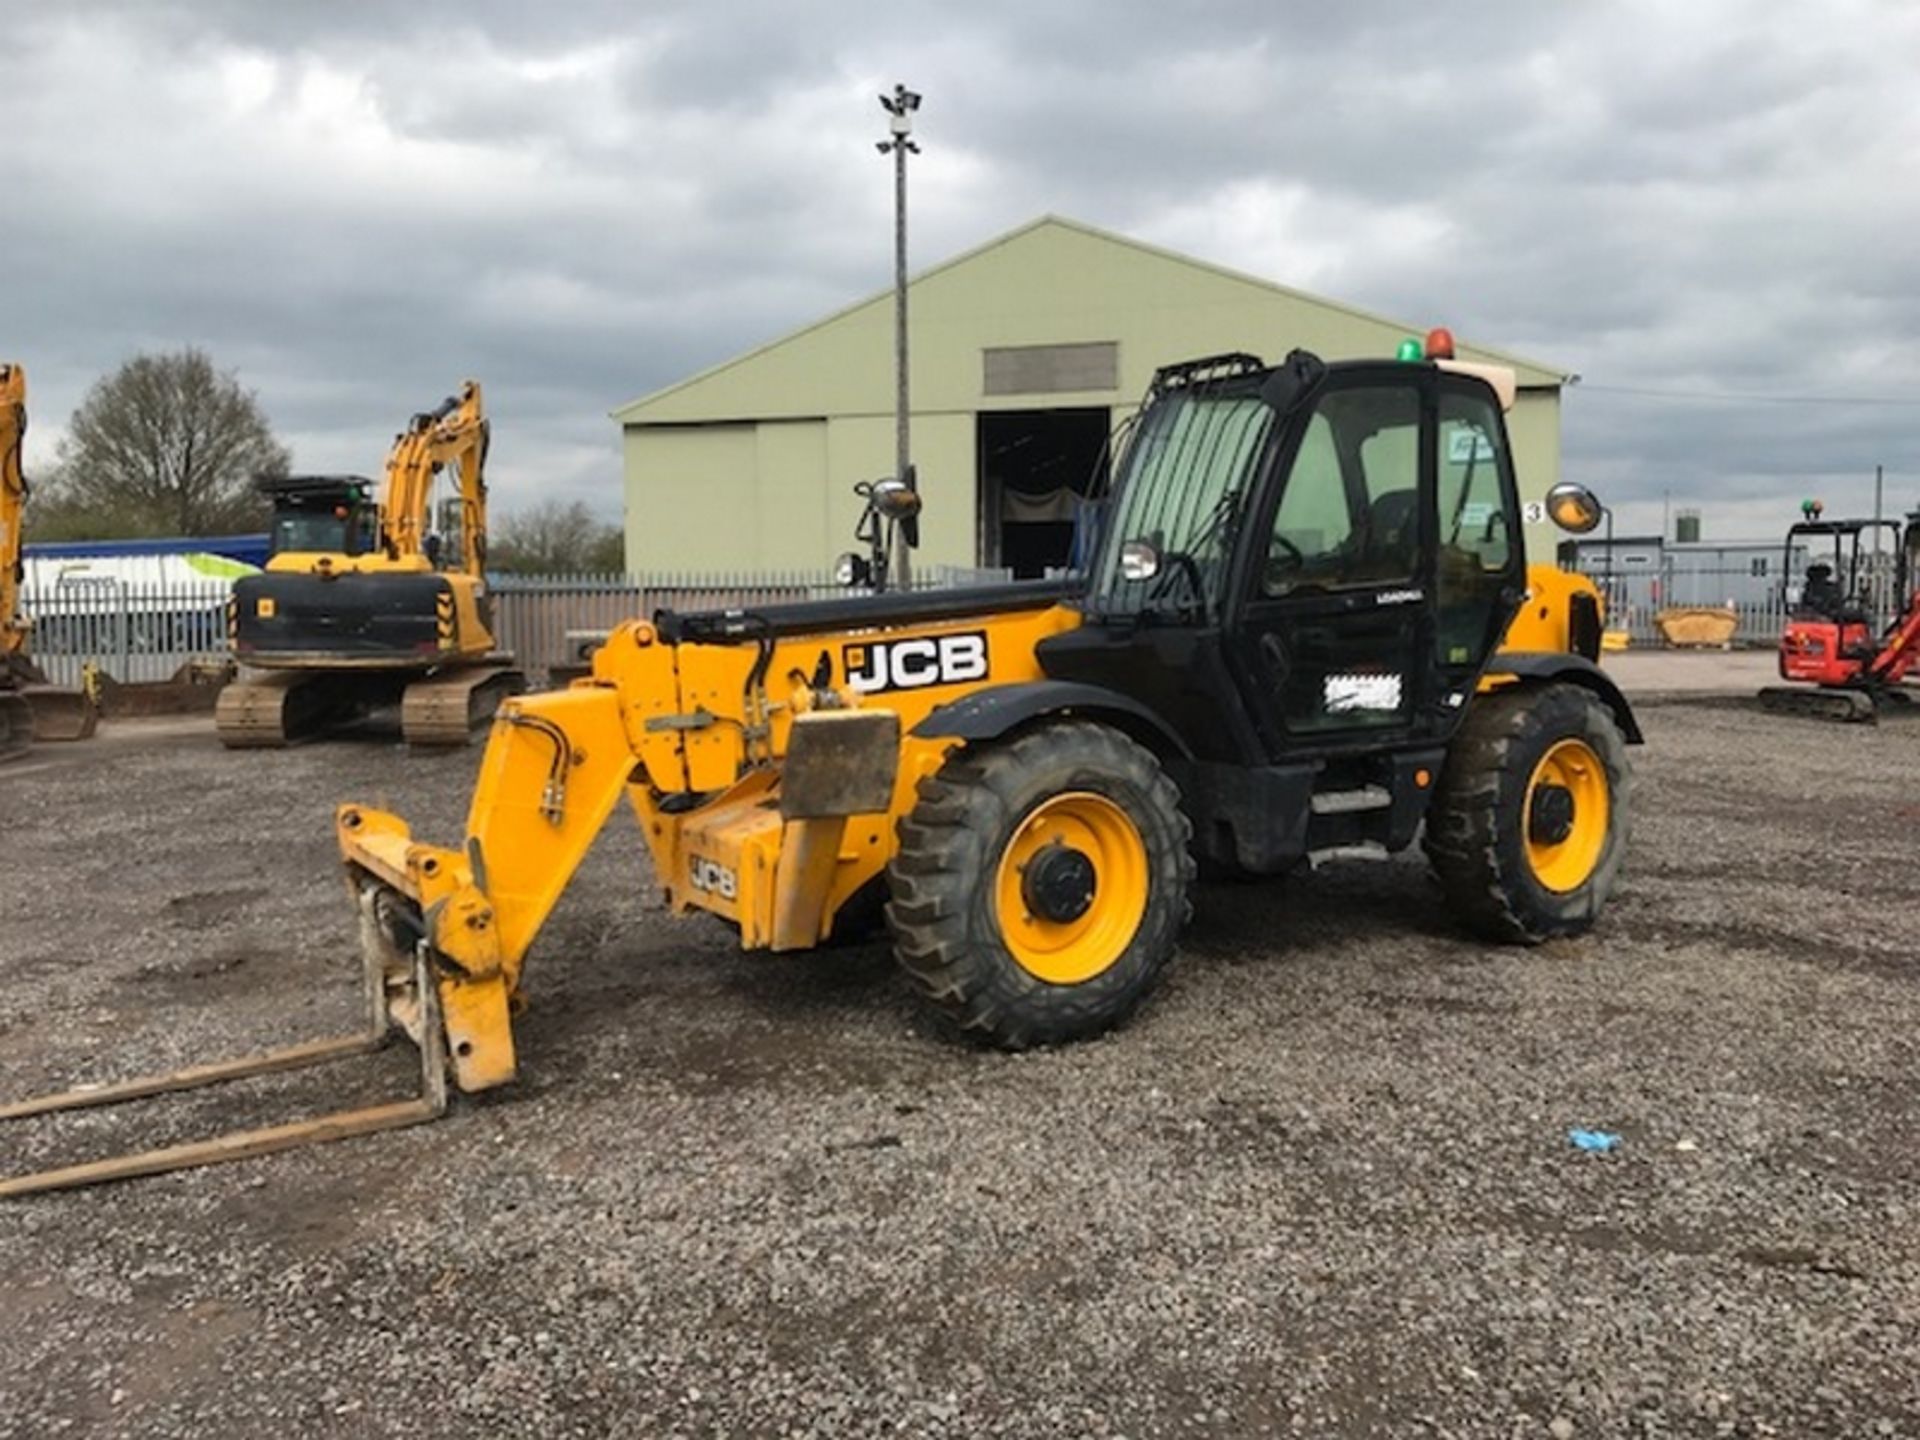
[262,475,379,563]
[1782,505,1905,629]
[1060,333,1541,754]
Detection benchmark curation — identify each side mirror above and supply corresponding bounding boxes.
[863,473,922,550]
[1118,539,1161,582]
[1545,482,1605,535]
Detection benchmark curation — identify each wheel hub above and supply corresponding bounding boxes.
[1022,842,1098,923]
[1528,783,1576,846]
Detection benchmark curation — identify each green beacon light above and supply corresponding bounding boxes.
[1800,498,1823,520]
[1395,337,1424,362]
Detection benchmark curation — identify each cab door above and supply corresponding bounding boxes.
[1227,369,1526,756]
[1429,377,1526,696]
[1229,373,1433,753]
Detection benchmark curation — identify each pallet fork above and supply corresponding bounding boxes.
[0,893,448,1199]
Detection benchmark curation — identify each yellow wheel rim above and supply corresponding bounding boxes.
[1523,738,1611,893]
[993,791,1150,985]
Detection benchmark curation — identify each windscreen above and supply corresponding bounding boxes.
[1088,386,1274,616]
[270,507,370,556]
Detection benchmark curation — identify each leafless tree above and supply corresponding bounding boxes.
[52,348,289,536]
[491,497,625,574]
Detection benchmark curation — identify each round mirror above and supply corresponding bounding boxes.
[868,476,922,521]
[1545,482,1605,535]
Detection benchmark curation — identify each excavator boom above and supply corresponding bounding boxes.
[1,364,27,668]
[1,363,99,758]
[378,382,489,574]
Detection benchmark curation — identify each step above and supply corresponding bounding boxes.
[1306,842,1391,870]
[1308,786,1392,816]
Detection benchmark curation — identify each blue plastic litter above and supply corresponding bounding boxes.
[1568,1128,1622,1152]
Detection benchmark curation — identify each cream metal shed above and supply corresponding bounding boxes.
[613,216,1568,578]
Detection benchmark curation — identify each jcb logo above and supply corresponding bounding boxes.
[844,631,989,694]
[688,856,737,900]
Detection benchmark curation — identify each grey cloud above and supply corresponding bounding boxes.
[7,0,1919,539]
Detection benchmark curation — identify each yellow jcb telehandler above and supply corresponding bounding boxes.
[215,381,524,747]
[3,336,1638,1195]
[1,362,100,760]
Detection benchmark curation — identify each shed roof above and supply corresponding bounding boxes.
[613,214,1570,423]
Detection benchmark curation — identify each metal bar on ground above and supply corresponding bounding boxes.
[0,1033,387,1120]
[1,947,448,1199]
[0,1098,442,1198]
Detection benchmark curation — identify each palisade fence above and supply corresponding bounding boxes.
[16,565,1013,689]
[1582,564,1907,647]
[22,562,1886,689]
[488,566,1015,681]
[491,569,832,682]
[18,576,232,687]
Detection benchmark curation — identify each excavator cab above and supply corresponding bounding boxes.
[262,475,380,562]
[1782,517,1901,627]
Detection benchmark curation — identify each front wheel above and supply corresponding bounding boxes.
[886,722,1194,1049]
[1424,682,1632,943]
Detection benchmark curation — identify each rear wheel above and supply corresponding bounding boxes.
[1424,682,1631,943]
[886,721,1193,1048]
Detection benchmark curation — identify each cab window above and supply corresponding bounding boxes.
[1264,386,1420,596]
[1434,389,1516,666]
[269,506,371,557]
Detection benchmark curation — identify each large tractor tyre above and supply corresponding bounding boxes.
[1424,681,1631,944]
[886,721,1194,1049]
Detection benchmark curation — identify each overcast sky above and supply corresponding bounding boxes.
[7,1,1917,541]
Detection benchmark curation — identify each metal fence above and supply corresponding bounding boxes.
[490,566,1013,681]
[27,562,1857,686]
[491,570,829,681]
[1584,573,1778,647]
[1582,563,1909,647]
[18,576,232,686]
[16,565,1016,689]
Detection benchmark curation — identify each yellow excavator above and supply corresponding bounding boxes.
[215,381,523,746]
[1,362,99,760]
[3,336,1638,1194]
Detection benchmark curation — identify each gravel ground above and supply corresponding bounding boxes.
[1,700,1916,1438]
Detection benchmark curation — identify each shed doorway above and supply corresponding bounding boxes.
[976,408,1111,578]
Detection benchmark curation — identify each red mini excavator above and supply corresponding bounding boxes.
[1759,501,1920,721]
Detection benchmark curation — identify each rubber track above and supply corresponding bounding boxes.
[400,664,525,746]
[215,672,326,748]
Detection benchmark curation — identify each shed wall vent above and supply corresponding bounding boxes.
[983,342,1119,396]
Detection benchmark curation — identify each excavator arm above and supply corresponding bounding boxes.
[1866,536,1920,687]
[376,381,488,573]
[1,365,97,756]
[1,363,28,665]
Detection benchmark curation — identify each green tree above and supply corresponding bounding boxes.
[492,498,626,574]
[48,348,289,537]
